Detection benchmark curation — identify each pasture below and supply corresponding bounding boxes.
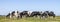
[0,16,60,22]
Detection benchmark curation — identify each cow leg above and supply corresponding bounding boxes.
[45,15,48,18]
[40,15,46,19]
[16,15,19,19]
[20,15,22,18]
[40,15,43,19]
[17,16,19,18]
[10,15,12,19]
[53,14,55,18]
[35,15,37,17]
[26,14,29,18]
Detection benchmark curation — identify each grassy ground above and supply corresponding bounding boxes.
[0,16,60,22]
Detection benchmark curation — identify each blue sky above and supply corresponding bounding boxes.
[0,0,60,16]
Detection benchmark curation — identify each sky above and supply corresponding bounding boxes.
[0,0,60,16]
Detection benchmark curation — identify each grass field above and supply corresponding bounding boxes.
[0,16,60,22]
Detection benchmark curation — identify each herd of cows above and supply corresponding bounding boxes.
[6,10,56,19]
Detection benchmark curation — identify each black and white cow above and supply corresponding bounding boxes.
[40,11,48,19]
[6,11,20,19]
[48,11,55,18]
[19,11,29,18]
[41,11,55,18]
[29,11,41,17]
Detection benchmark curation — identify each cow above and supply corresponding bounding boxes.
[6,11,20,19]
[29,11,41,17]
[19,11,29,18]
[40,11,48,19]
[41,11,55,18]
[48,11,55,18]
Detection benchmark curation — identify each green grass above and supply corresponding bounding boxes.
[0,16,60,22]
